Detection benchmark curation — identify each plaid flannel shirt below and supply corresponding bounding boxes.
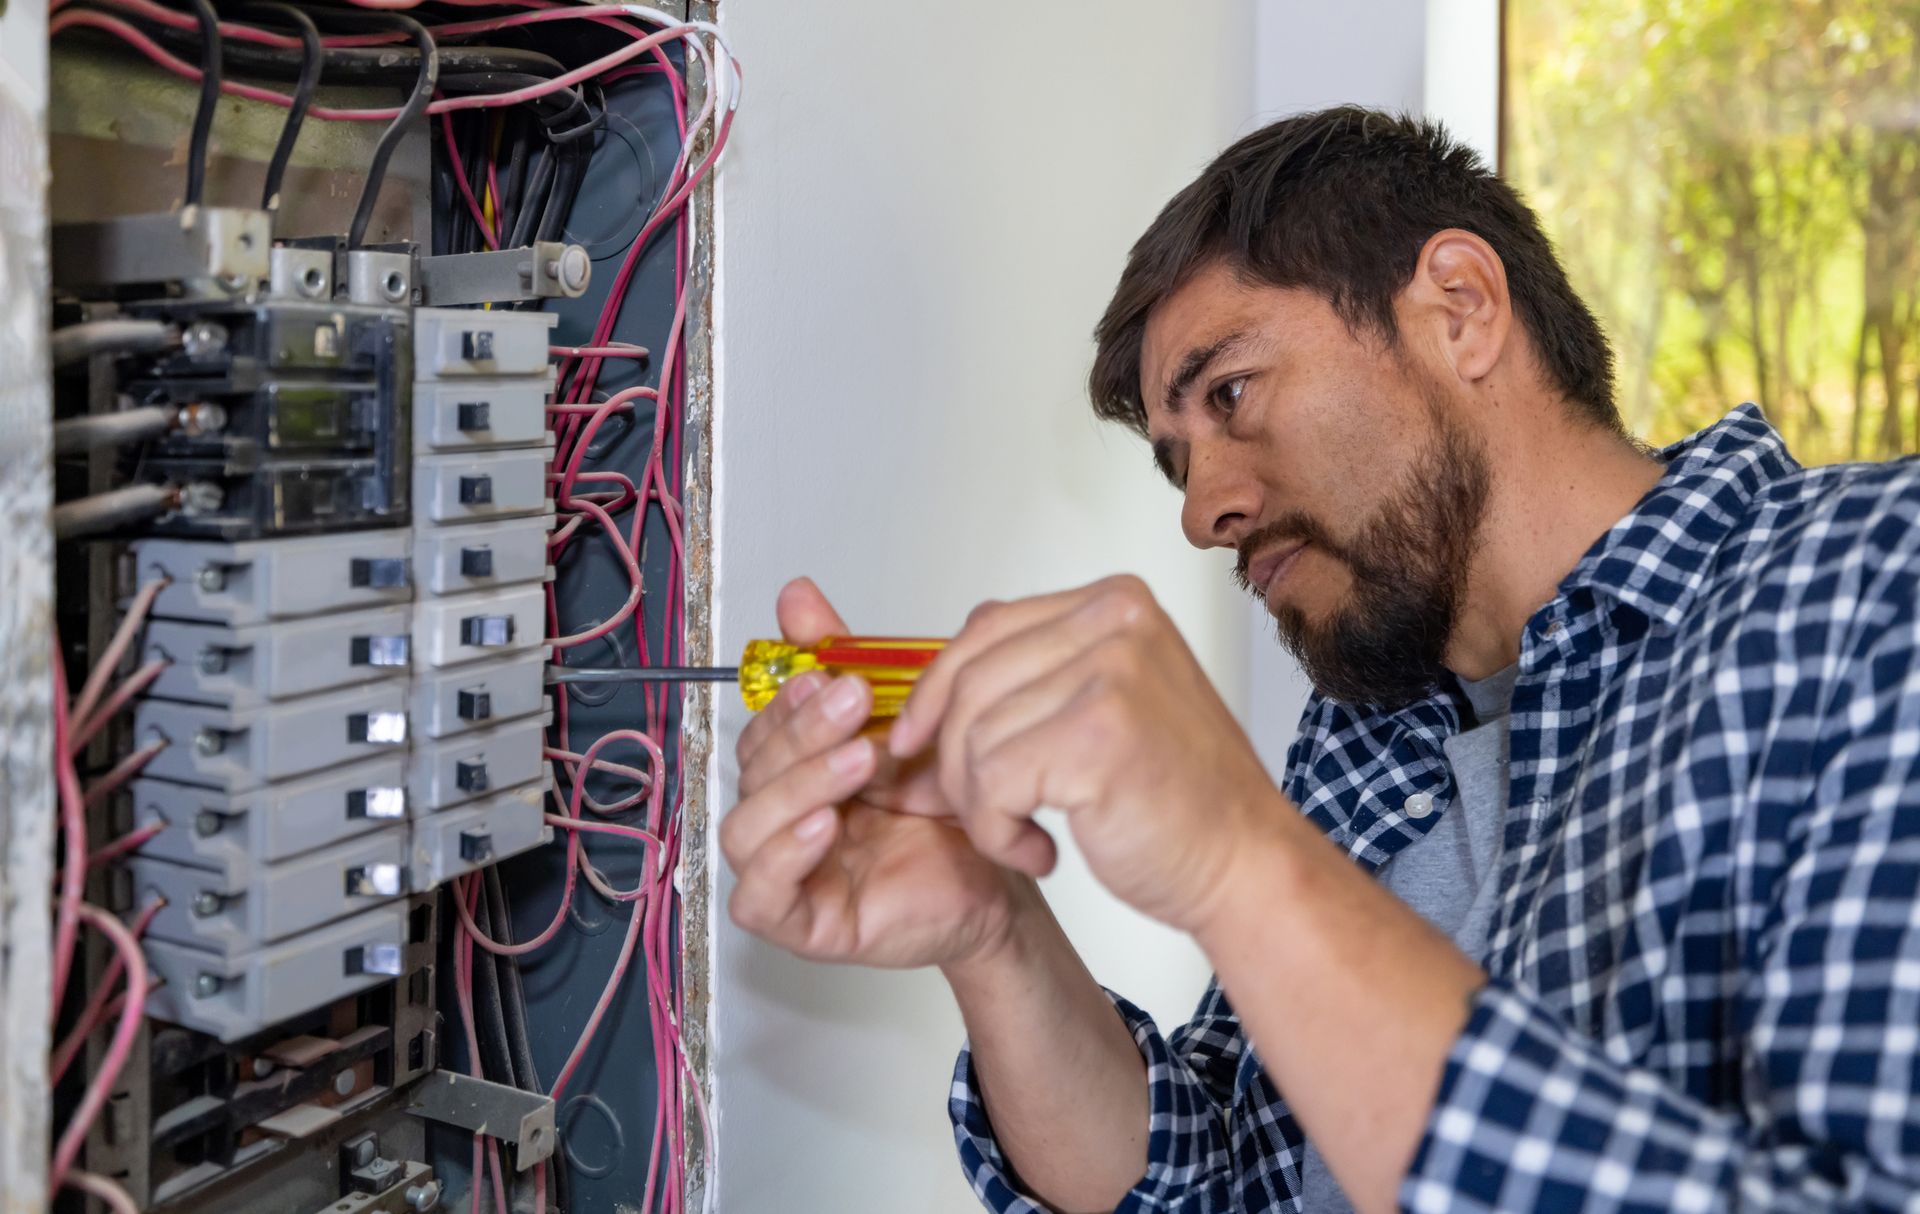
[951,404,1920,1212]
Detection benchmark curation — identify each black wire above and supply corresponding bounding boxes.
[344,13,437,249]
[506,145,556,251]
[239,3,321,212]
[183,0,221,207]
[498,112,531,248]
[483,866,570,1210]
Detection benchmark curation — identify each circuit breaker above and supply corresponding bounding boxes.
[105,301,558,1043]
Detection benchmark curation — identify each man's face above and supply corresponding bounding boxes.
[1140,261,1490,707]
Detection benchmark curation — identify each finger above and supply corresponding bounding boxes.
[722,735,875,868]
[727,806,842,945]
[777,576,851,645]
[961,674,1116,876]
[738,674,873,796]
[738,668,830,769]
[950,648,1107,809]
[892,575,1149,758]
[932,597,1136,805]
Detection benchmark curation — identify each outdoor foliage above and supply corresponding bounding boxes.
[1505,0,1920,463]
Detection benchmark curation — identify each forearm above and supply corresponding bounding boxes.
[1195,804,1484,1214]
[943,879,1149,1213]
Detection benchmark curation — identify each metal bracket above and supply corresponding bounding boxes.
[417,242,591,306]
[404,1071,555,1168]
[51,206,271,296]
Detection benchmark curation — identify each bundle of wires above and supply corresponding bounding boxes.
[46,4,738,1212]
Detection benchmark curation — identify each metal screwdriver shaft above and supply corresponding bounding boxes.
[546,666,739,685]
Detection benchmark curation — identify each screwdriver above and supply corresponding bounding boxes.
[546,636,948,718]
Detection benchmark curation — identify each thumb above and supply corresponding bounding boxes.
[777,576,851,644]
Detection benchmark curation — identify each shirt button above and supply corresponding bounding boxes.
[1544,620,1564,637]
[1404,793,1435,819]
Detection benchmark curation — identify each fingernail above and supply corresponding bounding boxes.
[823,676,865,723]
[794,807,835,841]
[785,671,826,704]
[887,715,912,757]
[828,737,871,776]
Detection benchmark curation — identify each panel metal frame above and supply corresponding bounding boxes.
[0,0,55,1210]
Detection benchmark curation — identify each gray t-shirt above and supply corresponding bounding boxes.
[1297,666,1518,1212]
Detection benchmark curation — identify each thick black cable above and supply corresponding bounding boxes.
[239,3,321,213]
[343,13,437,249]
[484,866,569,1212]
[506,146,556,251]
[498,112,531,249]
[183,0,221,207]
[535,141,581,245]
[467,893,519,1087]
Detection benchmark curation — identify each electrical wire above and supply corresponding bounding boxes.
[183,0,221,207]
[48,903,148,1192]
[343,12,437,248]
[240,2,322,212]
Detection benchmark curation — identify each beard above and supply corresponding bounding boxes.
[1233,392,1491,710]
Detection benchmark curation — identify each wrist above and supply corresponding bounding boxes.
[1187,790,1318,953]
[940,874,1052,998]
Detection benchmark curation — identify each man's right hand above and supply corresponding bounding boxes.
[722,577,1026,969]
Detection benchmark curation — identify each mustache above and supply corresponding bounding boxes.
[1232,512,1341,595]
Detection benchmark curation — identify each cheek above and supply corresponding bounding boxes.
[1279,369,1427,518]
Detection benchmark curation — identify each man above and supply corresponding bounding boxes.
[719,105,1920,1212]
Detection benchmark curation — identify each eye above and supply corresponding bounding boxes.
[1210,376,1248,413]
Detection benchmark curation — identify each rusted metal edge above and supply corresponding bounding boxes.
[679,2,721,1209]
[0,2,55,1210]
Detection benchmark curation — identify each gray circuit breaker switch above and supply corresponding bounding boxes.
[347,711,409,745]
[459,615,514,647]
[350,556,410,589]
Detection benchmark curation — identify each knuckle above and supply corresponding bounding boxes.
[727,885,761,933]
[963,598,1004,633]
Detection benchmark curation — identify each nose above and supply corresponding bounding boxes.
[1180,440,1259,550]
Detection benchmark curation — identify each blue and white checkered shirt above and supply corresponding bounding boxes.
[951,404,1920,1212]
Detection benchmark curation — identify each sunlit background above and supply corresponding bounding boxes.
[1506,0,1920,463]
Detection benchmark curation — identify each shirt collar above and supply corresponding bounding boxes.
[1555,403,1799,629]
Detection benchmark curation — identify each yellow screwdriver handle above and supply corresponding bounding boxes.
[738,636,947,717]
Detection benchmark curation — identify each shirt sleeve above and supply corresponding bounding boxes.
[1403,608,1920,1213]
[950,984,1251,1212]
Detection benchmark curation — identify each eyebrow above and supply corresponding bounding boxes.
[1161,328,1253,418]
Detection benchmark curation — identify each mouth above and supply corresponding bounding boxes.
[1246,541,1308,604]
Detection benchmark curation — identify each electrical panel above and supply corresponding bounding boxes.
[40,5,732,1211]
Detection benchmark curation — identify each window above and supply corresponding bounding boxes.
[1504,2,1920,463]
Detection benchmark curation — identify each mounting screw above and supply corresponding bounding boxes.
[250,1057,275,1079]
[181,481,225,516]
[195,811,223,837]
[197,647,227,675]
[197,564,226,593]
[334,1070,358,1098]
[193,973,222,998]
[192,891,222,918]
[349,1135,378,1168]
[181,320,229,361]
[405,1181,442,1211]
[194,728,226,756]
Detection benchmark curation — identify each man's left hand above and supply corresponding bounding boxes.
[887,575,1293,932]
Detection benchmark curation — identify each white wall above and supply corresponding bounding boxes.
[709,3,1254,1210]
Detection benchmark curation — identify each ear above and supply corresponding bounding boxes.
[1404,229,1512,386]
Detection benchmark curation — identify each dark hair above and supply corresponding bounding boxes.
[1089,107,1619,435]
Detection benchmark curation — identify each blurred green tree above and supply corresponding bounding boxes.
[1505,0,1920,462]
